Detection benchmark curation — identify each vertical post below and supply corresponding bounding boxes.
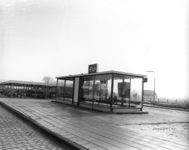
[110,74,114,112]
[141,77,144,111]
[63,80,66,101]
[122,77,124,106]
[88,80,90,95]
[78,77,81,106]
[99,79,101,100]
[56,79,58,101]
[146,71,156,103]
[129,78,131,107]
[72,79,75,105]
[106,79,108,100]
[154,73,156,102]
[92,76,95,109]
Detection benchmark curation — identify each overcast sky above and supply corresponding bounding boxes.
[0,0,188,99]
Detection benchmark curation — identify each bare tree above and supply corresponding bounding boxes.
[42,76,55,84]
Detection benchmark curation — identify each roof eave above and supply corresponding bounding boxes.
[56,70,147,79]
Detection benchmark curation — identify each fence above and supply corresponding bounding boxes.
[144,98,189,109]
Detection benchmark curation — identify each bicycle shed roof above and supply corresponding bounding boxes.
[0,80,56,87]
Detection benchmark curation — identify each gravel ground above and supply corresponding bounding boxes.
[119,123,189,143]
[118,106,189,144]
[0,105,69,150]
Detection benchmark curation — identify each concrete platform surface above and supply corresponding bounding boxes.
[0,98,188,150]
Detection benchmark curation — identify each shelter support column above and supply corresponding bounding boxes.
[56,79,58,100]
[141,78,144,111]
[110,74,114,112]
[92,76,95,108]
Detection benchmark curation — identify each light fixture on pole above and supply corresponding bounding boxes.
[146,71,156,102]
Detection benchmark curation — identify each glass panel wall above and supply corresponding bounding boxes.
[93,74,112,107]
[64,79,74,103]
[80,74,112,109]
[57,79,74,103]
[57,79,65,100]
[80,76,94,108]
[130,78,143,108]
[113,75,130,107]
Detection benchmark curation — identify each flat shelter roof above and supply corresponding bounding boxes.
[56,70,147,79]
[0,80,56,87]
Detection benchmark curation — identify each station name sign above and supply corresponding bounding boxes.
[88,64,98,74]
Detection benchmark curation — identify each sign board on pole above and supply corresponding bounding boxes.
[88,64,98,74]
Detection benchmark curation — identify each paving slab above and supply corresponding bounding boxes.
[0,98,188,150]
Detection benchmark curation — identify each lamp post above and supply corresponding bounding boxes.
[147,71,155,102]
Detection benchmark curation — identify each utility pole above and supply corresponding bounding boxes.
[147,71,155,102]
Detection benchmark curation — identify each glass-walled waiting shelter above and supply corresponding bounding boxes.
[56,71,146,113]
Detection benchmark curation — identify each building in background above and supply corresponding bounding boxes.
[143,90,157,101]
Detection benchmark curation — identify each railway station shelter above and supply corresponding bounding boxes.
[56,70,146,113]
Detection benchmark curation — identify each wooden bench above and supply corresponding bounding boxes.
[130,101,141,105]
